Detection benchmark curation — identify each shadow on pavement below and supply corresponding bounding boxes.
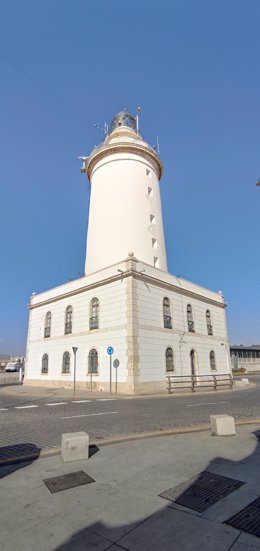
[0,443,41,479]
[51,429,260,551]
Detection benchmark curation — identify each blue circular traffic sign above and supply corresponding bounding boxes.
[107,346,114,355]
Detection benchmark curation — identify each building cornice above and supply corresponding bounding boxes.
[87,142,163,180]
[29,268,225,310]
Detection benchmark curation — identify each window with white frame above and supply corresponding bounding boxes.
[44,311,51,338]
[163,297,172,329]
[41,353,48,374]
[62,351,70,373]
[166,347,174,372]
[65,305,72,334]
[88,349,98,374]
[89,298,99,330]
[187,304,195,332]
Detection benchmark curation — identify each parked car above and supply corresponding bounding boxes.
[5,362,23,372]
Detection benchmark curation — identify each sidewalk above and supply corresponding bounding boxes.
[1,425,260,550]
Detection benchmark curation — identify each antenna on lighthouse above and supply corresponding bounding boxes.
[136,106,141,132]
[94,122,108,138]
[156,136,160,154]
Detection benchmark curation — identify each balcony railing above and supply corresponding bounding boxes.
[188,321,195,333]
[65,322,72,335]
[89,317,99,330]
[164,316,172,329]
[44,327,50,338]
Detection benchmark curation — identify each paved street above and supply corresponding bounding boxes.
[0,376,260,450]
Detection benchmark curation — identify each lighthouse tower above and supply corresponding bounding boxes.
[84,111,168,274]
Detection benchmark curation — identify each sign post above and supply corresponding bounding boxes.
[72,347,78,396]
[113,359,120,394]
[107,346,114,393]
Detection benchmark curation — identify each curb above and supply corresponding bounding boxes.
[37,418,260,455]
[1,418,258,466]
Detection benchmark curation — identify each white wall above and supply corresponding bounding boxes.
[26,263,231,391]
[85,151,167,274]
[135,279,230,383]
[26,279,128,384]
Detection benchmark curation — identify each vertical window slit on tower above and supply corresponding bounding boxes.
[154,257,159,268]
[148,186,153,196]
[146,168,151,177]
[150,214,155,223]
[152,238,157,249]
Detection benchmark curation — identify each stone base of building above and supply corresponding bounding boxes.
[23,378,168,395]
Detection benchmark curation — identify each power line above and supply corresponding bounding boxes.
[0,51,97,128]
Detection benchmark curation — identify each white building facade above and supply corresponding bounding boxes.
[25,111,231,393]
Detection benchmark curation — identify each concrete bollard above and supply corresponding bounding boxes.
[61,431,89,462]
[210,414,236,436]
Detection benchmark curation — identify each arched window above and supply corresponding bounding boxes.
[88,349,98,374]
[210,351,216,371]
[206,310,213,335]
[166,347,174,372]
[163,297,172,329]
[90,298,99,330]
[62,351,70,374]
[44,311,51,338]
[65,306,72,334]
[187,304,195,332]
[42,354,48,374]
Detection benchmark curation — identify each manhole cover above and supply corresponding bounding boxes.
[43,471,95,493]
[225,497,260,538]
[159,471,244,513]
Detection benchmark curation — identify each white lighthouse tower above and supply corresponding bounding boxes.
[25,109,231,394]
[84,111,168,274]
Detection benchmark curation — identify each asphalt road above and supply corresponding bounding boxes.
[0,376,260,450]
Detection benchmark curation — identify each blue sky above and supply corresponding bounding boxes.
[0,0,259,354]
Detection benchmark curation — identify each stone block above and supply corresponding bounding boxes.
[61,431,89,462]
[210,414,236,436]
[234,379,249,388]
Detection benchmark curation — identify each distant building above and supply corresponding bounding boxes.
[25,111,231,393]
[230,345,260,372]
[0,355,10,370]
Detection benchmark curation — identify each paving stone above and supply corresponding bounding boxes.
[118,507,239,551]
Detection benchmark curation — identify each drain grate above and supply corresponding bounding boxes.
[43,471,95,493]
[225,497,260,538]
[159,471,244,513]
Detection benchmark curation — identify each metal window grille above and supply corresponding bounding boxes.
[164,316,172,329]
[210,351,216,370]
[166,347,174,372]
[42,354,48,374]
[187,305,195,332]
[163,298,172,328]
[88,349,98,374]
[44,312,51,338]
[207,324,213,336]
[62,352,70,374]
[89,317,99,330]
[65,322,72,334]
[90,298,99,330]
[65,306,72,334]
[206,310,213,335]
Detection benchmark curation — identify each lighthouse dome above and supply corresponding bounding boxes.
[110,111,137,133]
